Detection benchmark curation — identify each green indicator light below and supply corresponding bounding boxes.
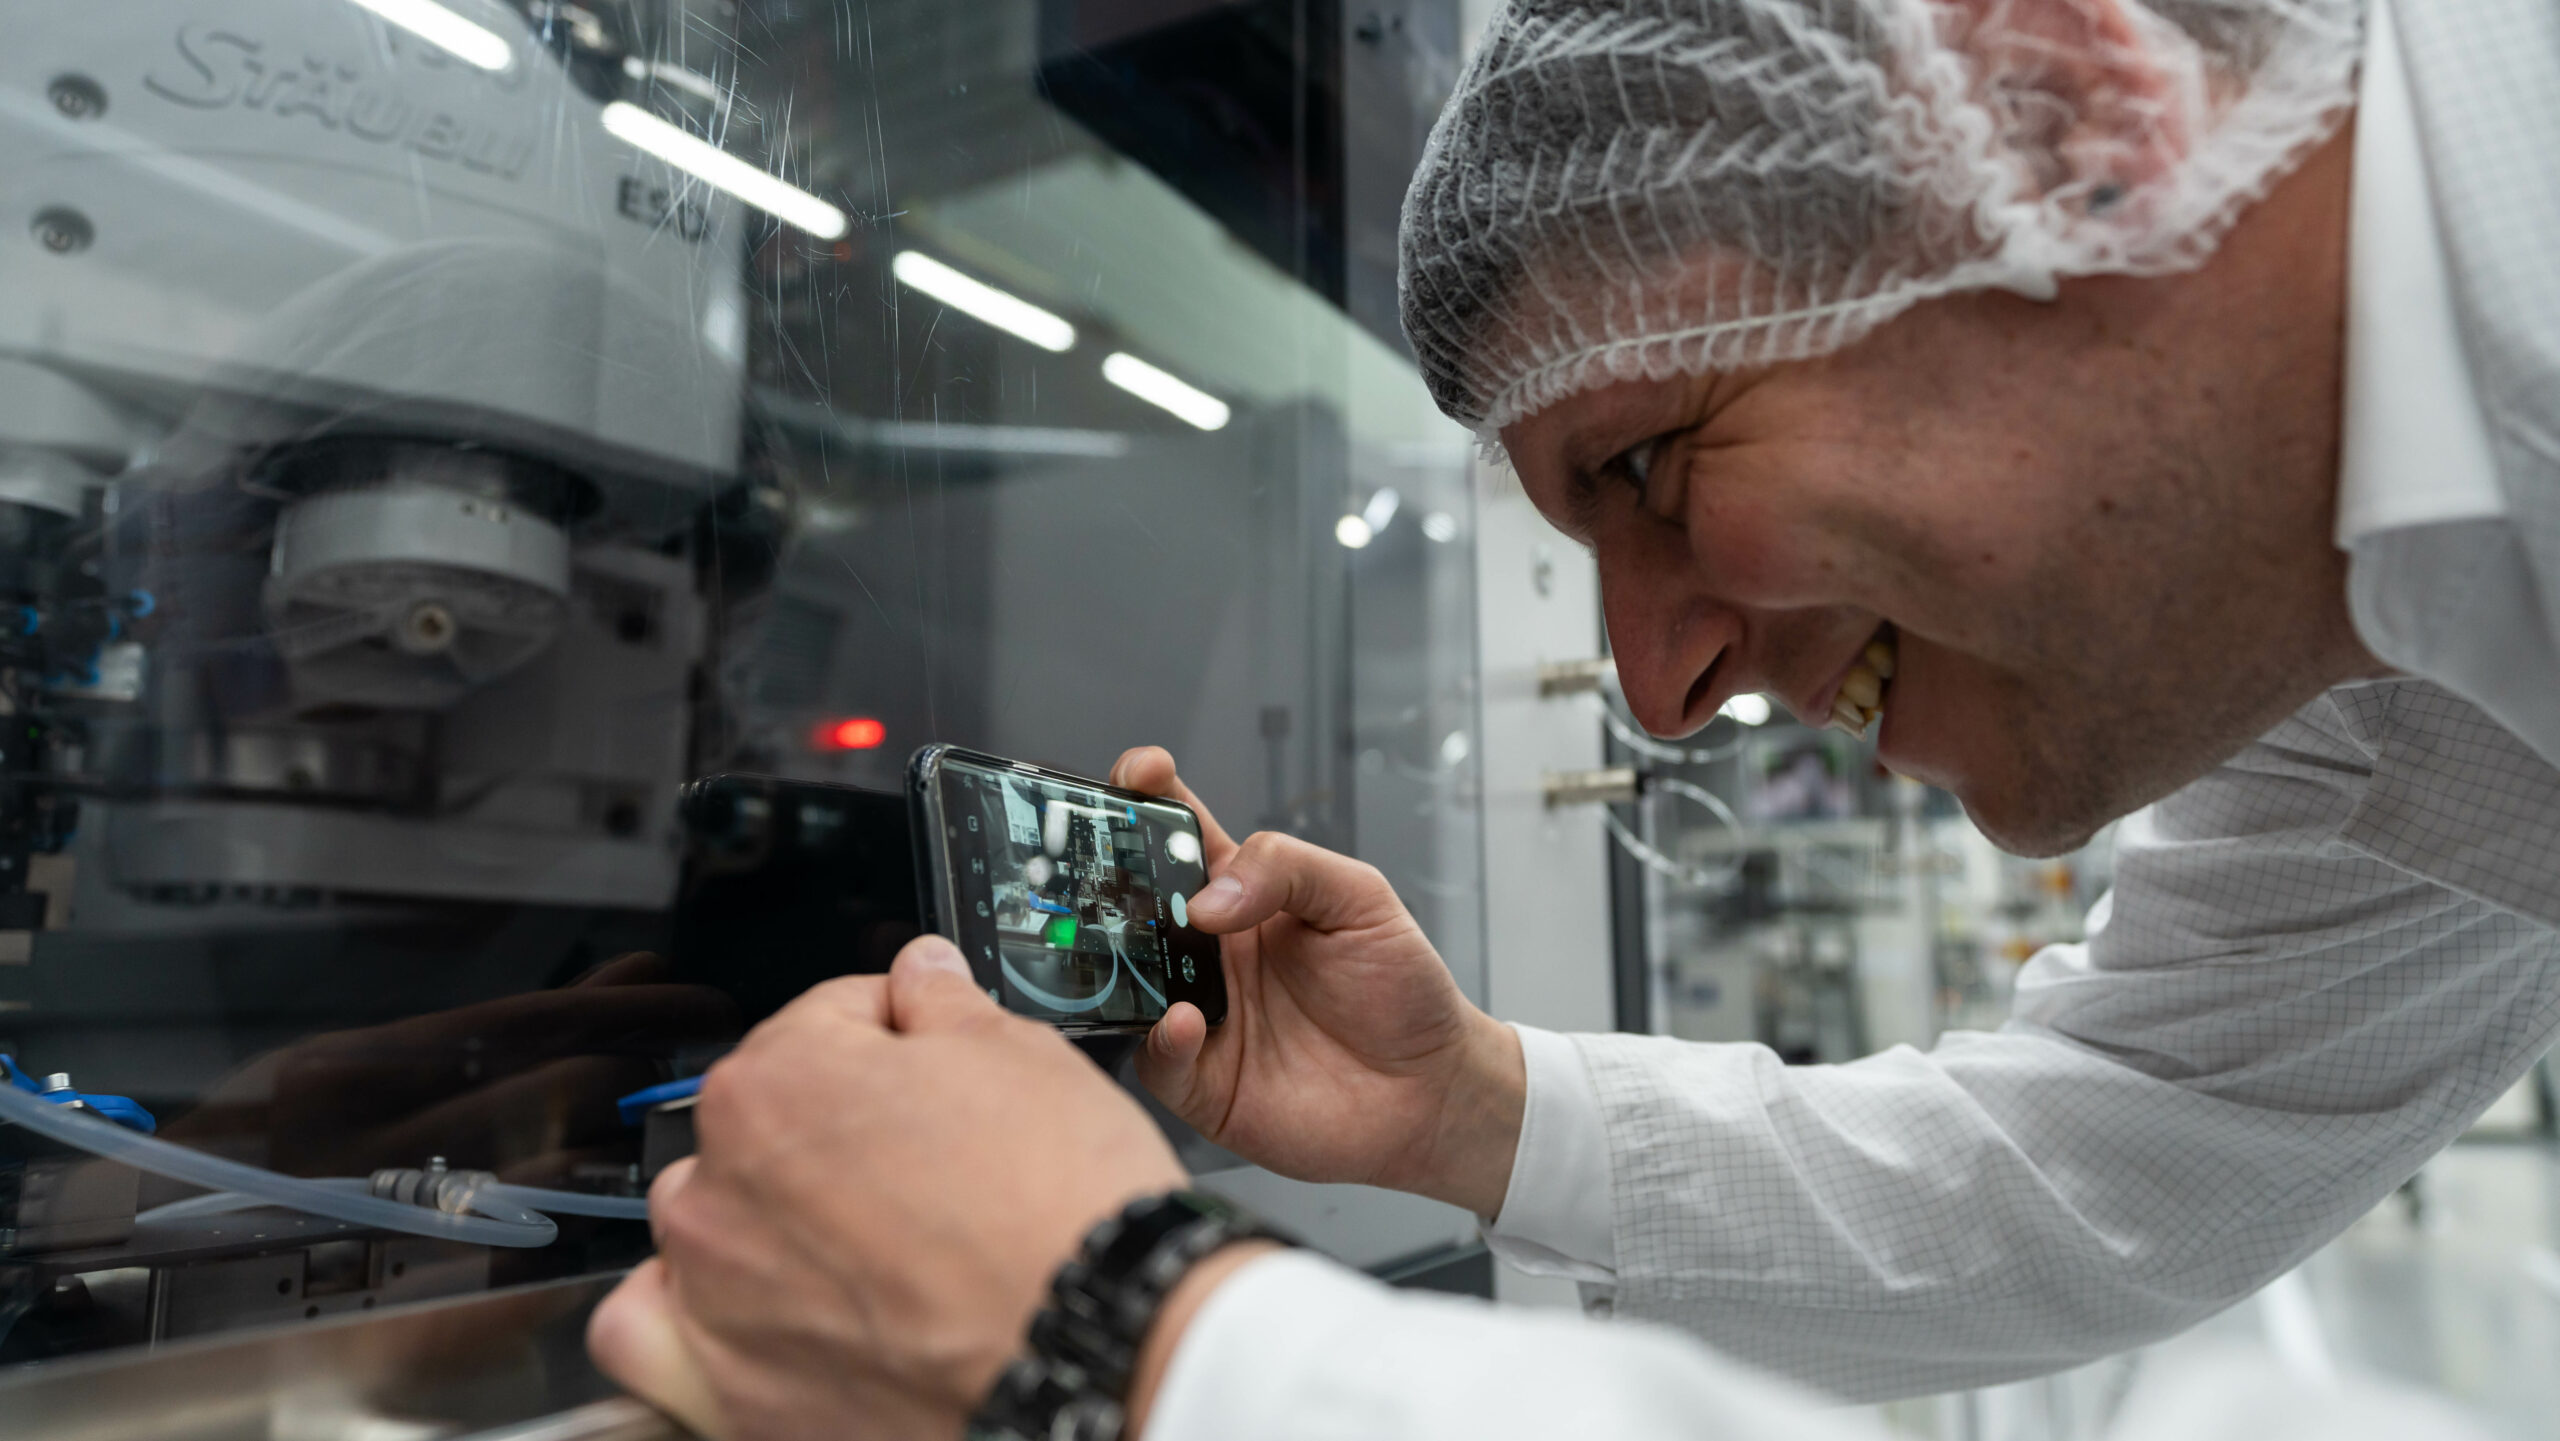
[1043,915,1079,949]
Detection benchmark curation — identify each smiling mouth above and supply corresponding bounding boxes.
[1829,624,1897,737]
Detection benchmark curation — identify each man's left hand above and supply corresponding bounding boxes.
[588,937,1190,1439]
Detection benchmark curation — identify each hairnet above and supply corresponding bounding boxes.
[1398,0,2364,432]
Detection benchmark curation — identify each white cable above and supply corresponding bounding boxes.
[1604,776,1746,890]
[138,1180,651,1225]
[0,1084,555,1248]
[483,1183,652,1220]
[1594,697,1750,765]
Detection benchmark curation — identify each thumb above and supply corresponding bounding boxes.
[1182,831,1401,935]
[888,934,999,1033]
[588,1259,727,1439]
[1136,1001,1209,1114]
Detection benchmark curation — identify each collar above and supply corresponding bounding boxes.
[2333,0,2506,545]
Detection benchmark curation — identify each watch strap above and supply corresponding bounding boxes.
[972,1190,1295,1441]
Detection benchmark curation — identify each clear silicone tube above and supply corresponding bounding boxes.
[135,1178,373,1226]
[0,1081,557,1248]
[481,1183,651,1220]
[139,1180,650,1225]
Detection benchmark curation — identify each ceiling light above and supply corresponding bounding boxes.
[1721,693,1773,727]
[623,57,729,110]
[1360,487,1401,535]
[892,252,1076,353]
[1420,510,1459,543]
[344,0,515,71]
[600,102,848,240]
[1102,353,1231,431]
[1335,514,1374,549]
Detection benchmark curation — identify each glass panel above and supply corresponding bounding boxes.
[0,0,1479,1362]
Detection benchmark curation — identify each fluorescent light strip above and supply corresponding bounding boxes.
[600,101,848,240]
[623,57,730,110]
[868,421,1129,459]
[1101,353,1230,431]
[344,0,516,71]
[892,253,1076,354]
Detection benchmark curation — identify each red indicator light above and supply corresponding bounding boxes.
[815,716,887,752]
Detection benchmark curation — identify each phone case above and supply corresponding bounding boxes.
[907,744,1227,1034]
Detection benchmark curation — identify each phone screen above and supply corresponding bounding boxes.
[925,753,1221,1029]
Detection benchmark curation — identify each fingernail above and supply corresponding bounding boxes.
[907,935,972,978]
[1194,876,1245,912]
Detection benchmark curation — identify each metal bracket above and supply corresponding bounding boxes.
[1541,766,1638,808]
[1534,657,1614,698]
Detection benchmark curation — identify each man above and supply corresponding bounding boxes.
[590,0,2560,1435]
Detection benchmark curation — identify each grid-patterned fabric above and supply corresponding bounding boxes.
[2402,0,2560,630]
[2366,0,2560,775]
[1575,677,2560,1401]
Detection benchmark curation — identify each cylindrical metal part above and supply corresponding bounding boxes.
[1536,657,1616,698]
[1542,765,1640,808]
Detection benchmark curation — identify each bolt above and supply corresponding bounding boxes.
[398,601,457,655]
[47,76,106,121]
[40,1073,71,1094]
[30,208,94,256]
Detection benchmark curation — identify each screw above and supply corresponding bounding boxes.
[30,208,94,256]
[398,601,457,654]
[40,1073,71,1094]
[47,76,106,121]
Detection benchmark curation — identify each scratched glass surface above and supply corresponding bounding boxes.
[0,0,1479,1362]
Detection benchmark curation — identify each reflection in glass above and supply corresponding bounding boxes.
[0,0,1481,1363]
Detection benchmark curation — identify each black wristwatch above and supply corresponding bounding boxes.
[970,1190,1297,1441]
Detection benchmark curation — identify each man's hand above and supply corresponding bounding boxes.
[1111,747,1525,1218]
[589,937,1190,1439]
[169,952,739,1183]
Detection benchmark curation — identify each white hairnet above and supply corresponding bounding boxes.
[1398,0,2364,432]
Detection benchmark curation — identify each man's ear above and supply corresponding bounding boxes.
[1937,0,2194,217]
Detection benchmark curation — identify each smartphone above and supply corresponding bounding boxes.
[908,745,1227,1035]
[672,775,921,1025]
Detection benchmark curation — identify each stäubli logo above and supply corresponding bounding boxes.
[143,22,537,182]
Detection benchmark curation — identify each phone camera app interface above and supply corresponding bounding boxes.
[943,764,1197,1024]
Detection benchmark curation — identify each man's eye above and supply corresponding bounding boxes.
[1607,435,1681,519]
[1610,437,1657,487]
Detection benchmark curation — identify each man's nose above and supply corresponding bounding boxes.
[1601,577,1741,740]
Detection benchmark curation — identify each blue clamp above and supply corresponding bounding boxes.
[1,1054,157,1134]
[616,1076,703,1128]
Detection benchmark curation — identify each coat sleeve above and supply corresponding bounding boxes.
[1572,692,2560,1400]
[1143,1251,2505,1441]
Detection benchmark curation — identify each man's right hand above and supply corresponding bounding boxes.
[1110,747,1526,1219]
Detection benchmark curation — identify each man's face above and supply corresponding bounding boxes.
[1500,147,2368,855]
